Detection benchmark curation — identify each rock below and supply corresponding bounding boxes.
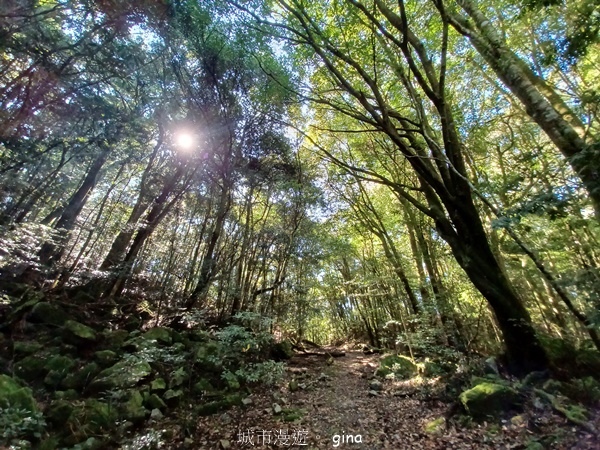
[375,354,417,379]
[484,356,500,376]
[88,358,152,392]
[423,417,446,434]
[289,380,299,392]
[14,355,49,381]
[368,390,380,397]
[13,341,43,356]
[102,329,130,348]
[220,413,232,424]
[317,373,330,381]
[195,394,243,416]
[67,399,117,438]
[242,397,253,406]
[220,439,231,449]
[151,378,167,392]
[273,403,282,414]
[459,382,519,418]
[511,414,526,426]
[169,367,188,388]
[62,362,100,390]
[93,350,118,367]
[54,389,79,401]
[28,302,67,326]
[145,393,167,410]
[163,389,184,406]
[0,374,38,412]
[143,327,172,345]
[44,355,77,386]
[271,341,294,360]
[150,408,163,420]
[369,380,383,391]
[192,379,214,395]
[47,400,74,427]
[195,342,222,372]
[63,320,97,344]
[122,390,147,423]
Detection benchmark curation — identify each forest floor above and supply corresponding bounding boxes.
[187,350,600,449]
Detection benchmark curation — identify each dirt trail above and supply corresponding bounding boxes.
[194,351,597,449]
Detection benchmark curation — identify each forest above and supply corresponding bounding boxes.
[0,0,599,448]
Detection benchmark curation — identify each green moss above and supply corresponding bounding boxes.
[0,375,38,412]
[63,320,97,344]
[459,382,519,418]
[424,417,445,434]
[88,359,152,391]
[142,327,172,345]
[377,354,417,379]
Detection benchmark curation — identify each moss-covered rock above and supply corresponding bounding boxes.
[62,362,100,390]
[46,400,74,427]
[88,358,152,392]
[460,382,519,418]
[424,417,446,434]
[271,341,294,360]
[144,394,167,411]
[63,320,97,345]
[102,329,130,348]
[144,393,167,410]
[54,389,80,401]
[13,341,43,356]
[45,355,77,385]
[121,390,147,424]
[163,389,184,406]
[142,327,172,345]
[169,367,188,388]
[375,354,417,379]
[151,378,167,392]
[14,355,49,381]
[28,302,67,326]
[66,399,118,439]
[0,374,38,412]
[93,350,118,368]
[193,379,215,395]
[195,394,243,416]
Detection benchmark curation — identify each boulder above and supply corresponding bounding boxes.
[163,389,184,406]
[44,355,77,386]
[375,354,417,379]
[151,378,167,392]
[46,399,74,427]
[14,355,48,381]
[169,367,188,388]
[271,341,294,360]
[28,302,67,326]
[13,341,43,356]
[63,320,97,345]
[193,379,215,395]
[88,358,152,392]
[0,374,38,412]
[144,393,167,411]
[142,327,172,345]
[62,362,100,390]
[459,382,520,418]
[93,350,119,367]
[121,390,147,424]
[102,329,130,348]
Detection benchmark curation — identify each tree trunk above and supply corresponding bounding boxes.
[39,146,110,266]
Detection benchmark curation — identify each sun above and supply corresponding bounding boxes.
[175,131,195,150]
